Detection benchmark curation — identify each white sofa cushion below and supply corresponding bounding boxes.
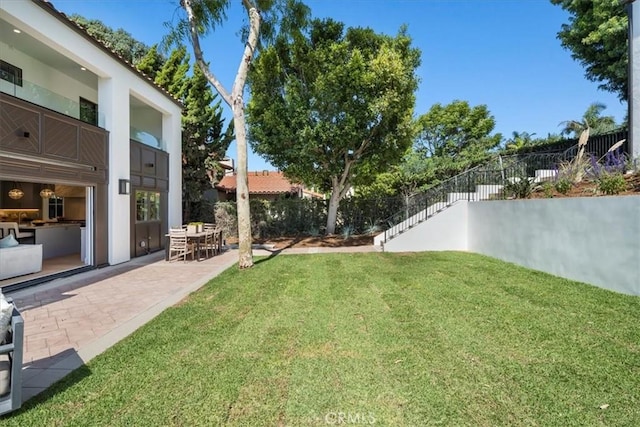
[0,354,9,397]
[0,244,43,281]
[0,295,12,344]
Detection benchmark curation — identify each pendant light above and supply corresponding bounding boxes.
[8,182,23,200]
[39,184,55,199]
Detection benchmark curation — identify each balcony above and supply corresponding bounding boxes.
[0,76,105,128]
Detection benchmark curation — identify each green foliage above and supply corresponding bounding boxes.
[137,44,165,81]
[247,18,420,233]
[505,131,537,151]
[502,175,534,199]
[559,102,618,138]
[415,100,502,180]
[596,172,627,195]
[154,46,190,96]
[356,150,435,198]
[554,177,573,195]
[69,14,150,65]
[542,181,555,198]
[215,195,405,238]
[180,65,233,222]
[550,0,629,101]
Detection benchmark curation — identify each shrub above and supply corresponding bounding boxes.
[541,181,554,198]
[554,178,572,195]
[597,172,627,195]
[502,175,534,199]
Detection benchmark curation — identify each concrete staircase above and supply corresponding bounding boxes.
[374,169,556,247]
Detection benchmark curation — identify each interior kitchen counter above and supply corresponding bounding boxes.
[18,223,82,229]
[18,223,81,259]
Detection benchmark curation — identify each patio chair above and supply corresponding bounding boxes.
[203,223,221,256]
[168,227,194,262]
[200,227,215,258]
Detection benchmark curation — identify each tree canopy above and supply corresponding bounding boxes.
[246,18,421,234]
[414,100,502,179]
[550,0,629,101]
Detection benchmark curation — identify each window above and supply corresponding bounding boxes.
[79,97,98,126]
[0,60,22,86]
[48,196,63,219]
[135,191,161,222]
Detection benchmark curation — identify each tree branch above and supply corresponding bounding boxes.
[232,7,260,99]
[182,0,232,105]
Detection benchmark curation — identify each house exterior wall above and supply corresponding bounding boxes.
[2,1,182,266]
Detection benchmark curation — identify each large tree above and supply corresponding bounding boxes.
[247,19,421,234]
[550,0,629,101]
[415,100,502,179]
[170,0,309,268]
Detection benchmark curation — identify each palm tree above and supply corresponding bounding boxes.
[560,102,617,138]
[505,131,536,151]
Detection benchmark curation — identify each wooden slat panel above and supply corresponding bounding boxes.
[43,115,79,160]
[156,179,168,191]
[80,127,107,167]
[0,98,40,154]
[0,159,42,177]
[130,142,141,173]
[142,177,156,188]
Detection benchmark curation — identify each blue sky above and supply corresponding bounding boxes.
[55,0,629,171]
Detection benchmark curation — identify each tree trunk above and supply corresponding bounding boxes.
[232,7,261,269]
[182,0,260,268]
[325,187,341,235]
[234,101,253,268]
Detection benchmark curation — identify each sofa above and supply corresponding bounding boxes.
[0,244,43,281]
[0,303,24,415]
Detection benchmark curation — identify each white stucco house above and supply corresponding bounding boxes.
[0,0,182,288]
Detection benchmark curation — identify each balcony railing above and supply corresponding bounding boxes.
[0,78,165,150]
[0,77,105,127]
[130,126,165,150]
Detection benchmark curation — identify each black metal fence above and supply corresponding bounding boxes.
[516,129,628,159]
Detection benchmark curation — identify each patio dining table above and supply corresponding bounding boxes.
[164,230,207,262]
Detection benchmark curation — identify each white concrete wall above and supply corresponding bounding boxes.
[468,197,640,296]
[4,1,183,265]
[384,201,468,252]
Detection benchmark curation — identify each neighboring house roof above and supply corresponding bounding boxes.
[32,0,182,107]
[216,171,302,195]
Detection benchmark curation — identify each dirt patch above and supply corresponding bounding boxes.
[228,234,374,249]
[529,172,640,199]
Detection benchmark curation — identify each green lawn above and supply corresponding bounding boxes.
[4,252,639,426]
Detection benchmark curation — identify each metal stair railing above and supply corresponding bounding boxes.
[378,152,564,244]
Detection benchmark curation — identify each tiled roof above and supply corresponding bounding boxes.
[217,171,302,194]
